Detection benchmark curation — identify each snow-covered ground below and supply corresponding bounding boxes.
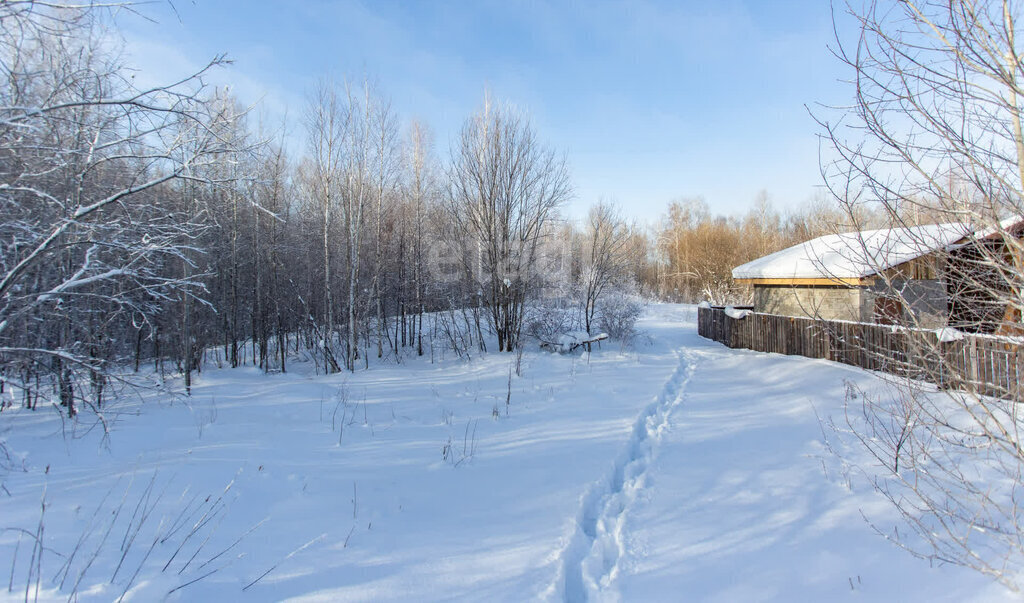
[0,304,1014,601]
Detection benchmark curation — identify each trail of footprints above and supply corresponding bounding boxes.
[558,351,695,602]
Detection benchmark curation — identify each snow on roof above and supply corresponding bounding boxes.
[947,214,1024,248]
[998,214,1024,233]
[732,222,971,281]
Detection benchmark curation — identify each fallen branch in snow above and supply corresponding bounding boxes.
[539,332,608,353]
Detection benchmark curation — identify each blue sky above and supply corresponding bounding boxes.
[120,1,855,222]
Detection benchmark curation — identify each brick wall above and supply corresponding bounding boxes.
[753,285,862,322]
[753,281,949,328]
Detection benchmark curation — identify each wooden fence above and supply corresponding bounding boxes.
[697,306,1023,400]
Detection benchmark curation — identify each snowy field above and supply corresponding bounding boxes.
[0,304,1015,602]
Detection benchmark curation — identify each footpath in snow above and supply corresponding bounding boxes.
[0,304,1015,601]
[608,322,1015,602]
[549,347,693,602]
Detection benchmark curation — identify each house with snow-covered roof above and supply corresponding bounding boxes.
[731,223,971,327]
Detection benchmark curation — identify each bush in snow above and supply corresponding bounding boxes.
[523,298,581,341]
[595,291,644,341]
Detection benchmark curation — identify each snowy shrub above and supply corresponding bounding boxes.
[434,306,475,358]
[595,292,644,341]
[523,298,580,340]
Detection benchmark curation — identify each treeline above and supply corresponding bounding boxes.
[645,192,886,304]
[0,3,645,417]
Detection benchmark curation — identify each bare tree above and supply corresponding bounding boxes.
[818,0,1024,589]
[576,202,638,334]
[303,79,350,373]
[403,120,439,356]
[342,80,381,371]
[443,97,572,352]
[252,128,293,373]
[368,92,399,360]
[0,1,235,416]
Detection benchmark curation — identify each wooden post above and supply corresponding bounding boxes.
[968,337,979,389]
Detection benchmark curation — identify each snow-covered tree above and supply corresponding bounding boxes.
[443,97,571,352]
[0,1,235,415]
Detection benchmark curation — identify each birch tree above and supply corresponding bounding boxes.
[303,80,349,372]
[403,120,439,356]
[369,93,399,360]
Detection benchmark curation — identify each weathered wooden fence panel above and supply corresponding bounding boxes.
[697,306,1022,400]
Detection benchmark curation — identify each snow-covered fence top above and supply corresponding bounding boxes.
[697,305,1022,400]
